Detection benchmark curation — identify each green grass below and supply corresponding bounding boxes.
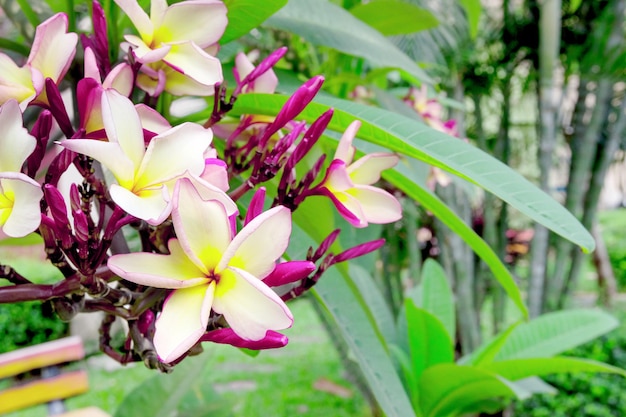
[5,298,372,417]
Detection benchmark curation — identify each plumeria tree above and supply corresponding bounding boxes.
[0,1,601,416]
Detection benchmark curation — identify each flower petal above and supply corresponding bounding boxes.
[0,55,36,109]
[184,175,237,216]
[212,267,293,340]
[0,100,36,172]
[60,140,134,187]
[102,90,145,169]
[334,120,359,163]
[218,206,291,278]
[157,0,227,47]
[323,160,353,192]
[104,63,134,97]
[172,179,231,273]
[109,183,171,225]
[27,13,77,81]
[159,67,214,96]
[163,42,223,87]
[0,174,43,237]
[108,239,207,288]
[114,0,154,43]
[135,122,212,188]
[154,282,215,363]
[347,153,398,185]
[347,185,402,225]
[321,188,367,228]
[135,104,171,135]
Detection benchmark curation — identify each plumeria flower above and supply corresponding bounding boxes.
[108,179,294,363]
[61,89,214,225]
[0,100,43,237]
[0,13,77,110]
[311,121,402,228]
[115,0,226,96]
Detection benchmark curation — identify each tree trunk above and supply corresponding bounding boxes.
[593,222,618,307]
[528,0,562,317]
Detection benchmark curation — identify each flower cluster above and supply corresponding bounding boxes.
[0,0,402,369]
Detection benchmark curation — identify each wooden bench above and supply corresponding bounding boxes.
[0,336,110,416]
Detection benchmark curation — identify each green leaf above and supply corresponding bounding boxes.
[114,353,231,417]
[459,0,481,38]
[231,93,596,254]
[265,0,432,83]
[418,364,526,417]
[461,321,520,366]
[349,0,438,36]
[221,0,287,44]
[389,344,420,410]
[406,299,454,380]
[290,207,417,417]
[419,259,455,340]
[495,309,619,361]
[351,264,398,344]
[483,357,626,380]
[384,170,527,317]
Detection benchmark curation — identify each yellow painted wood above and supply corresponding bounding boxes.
[0,336,85,379]
[0,370,89,414]
[57,406,111,417]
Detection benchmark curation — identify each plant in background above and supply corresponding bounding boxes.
[0,1,610,416]
[389,259,625,417]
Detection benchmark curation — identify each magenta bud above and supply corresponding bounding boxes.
[73,209,90,243]
[45,78,74,138]
[263,260,316,287]
[261,76,325,143]
[333,239,386,263]
[69,184,82,213]
[138,309,156,334]
[201,328,288,350]
[91,0,111,73]
[288,108,334,170]
[235,47,287,95]
[244,187,266,225]
[312,229,341,261]
[43,184,72,247]
[27,110,52,176]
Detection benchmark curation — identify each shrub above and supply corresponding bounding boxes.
[513,328,626,416]
[0,301,68,354]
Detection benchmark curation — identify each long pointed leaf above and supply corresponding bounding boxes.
[418,259,456,340]
[495,309,619,360]
[265,0,432,83]
[406,299,454,380]
[482,357,626,380]
[290,207,417,417]
[222,0,287,43]
[419,364,528,417]
[231,93,595,253]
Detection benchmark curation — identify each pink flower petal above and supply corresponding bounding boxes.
[218,206,291,278]
[348,185,402,225]
[27,13,77,82]
[0,174,43,237]
[183,175,237,217]
[348,153,399,185]
[135,104,171,135]
[172,179,232,273]
[334,120,360,163]
[0,55,36,109]
[154,282,215,363]
[157,66,214,96]
[163,42,223,87]
[114,0,154,43]
[0,100,36,172]
[60,140,134,188]
[108,239,208,288]
[324,160,353,192]
[158,0,227,47]
[109,183,171,225]
[135,122,211,190]
[212,267,293,340]
[101,90,145,169]
[104,63,134,97]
